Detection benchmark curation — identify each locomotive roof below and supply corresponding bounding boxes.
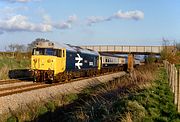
[35,41,99,56]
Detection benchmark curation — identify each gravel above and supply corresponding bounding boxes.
[0,82,33,89]
[0,72,125,116]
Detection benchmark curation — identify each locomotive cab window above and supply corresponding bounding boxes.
[33,48,45,55]
[46,48,54,55]
[57,49,62,57]
[33,48,63,57]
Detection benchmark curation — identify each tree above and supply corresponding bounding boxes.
[161,39,179,64]
[27,38,50,52]
[8,44,15,52]
[176,43,180,51]
[8,44,27,52]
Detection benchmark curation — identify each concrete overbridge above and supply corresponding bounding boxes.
[81,45,175,71]
[81,45,167,55]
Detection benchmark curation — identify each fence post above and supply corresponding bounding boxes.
[169,64,171,87]
[168,62,170,77]
[174,68,178,105]
[172,64,175,93]
[164,60,166,69]
[170,64,173,89]
[178,69,180,112]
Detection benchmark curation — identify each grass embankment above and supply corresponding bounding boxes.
[0,56,30,79]
[43,65,179,122]
[6,64,180,122]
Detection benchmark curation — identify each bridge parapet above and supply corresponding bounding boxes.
[81,45,174,54]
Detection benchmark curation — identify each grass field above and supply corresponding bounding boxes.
[0,56,30,79]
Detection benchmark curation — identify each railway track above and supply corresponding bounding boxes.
[0,79,24,85]
[0,77,92,97]
[0,71,123,97]
[0,83,49,97]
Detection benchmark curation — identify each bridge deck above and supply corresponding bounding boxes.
[81,45,170,54]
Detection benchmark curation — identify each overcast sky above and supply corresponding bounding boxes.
[0,0,180,50]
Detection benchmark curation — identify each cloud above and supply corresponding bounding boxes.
[36,7,77,30]
[0,14,77,34]
[42,15,52,24]
[54,22,72,29]
[113,10,144,20]
[0,6,28,15]
[1,0,41,3]
[54,15,77,29]
[87,16,111,26]
[0,15,52,33]
[87,10,144,26]
[67,15,77,23]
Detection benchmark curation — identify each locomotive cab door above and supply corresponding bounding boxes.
[55,49,66,75]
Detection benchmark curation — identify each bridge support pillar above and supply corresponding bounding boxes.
[128,54,134,72]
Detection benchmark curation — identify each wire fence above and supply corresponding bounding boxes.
[164,60,180,112]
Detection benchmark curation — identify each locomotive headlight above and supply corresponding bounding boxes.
[47,59,53,63]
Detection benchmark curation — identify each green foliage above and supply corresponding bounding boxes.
[127,100,146,122]
[64,93,78,103]
[82,87,94,95]
[145,54,157,64]
[0,56,30,79]
[112,99,127,113]
[176,64,180,69]
[130,68,179,121]
[0,56,30,69]
[46,101,56,112]
[37,106,48,116]
[6,116,18,122]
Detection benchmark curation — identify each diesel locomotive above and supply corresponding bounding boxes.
[31,41,125,83]
[31,41,103,83]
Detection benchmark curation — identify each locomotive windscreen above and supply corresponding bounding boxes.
[32,48,62,57]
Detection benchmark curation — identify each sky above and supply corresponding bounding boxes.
[0,0,180,50]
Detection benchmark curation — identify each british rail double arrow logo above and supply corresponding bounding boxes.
[75,54,83,69]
